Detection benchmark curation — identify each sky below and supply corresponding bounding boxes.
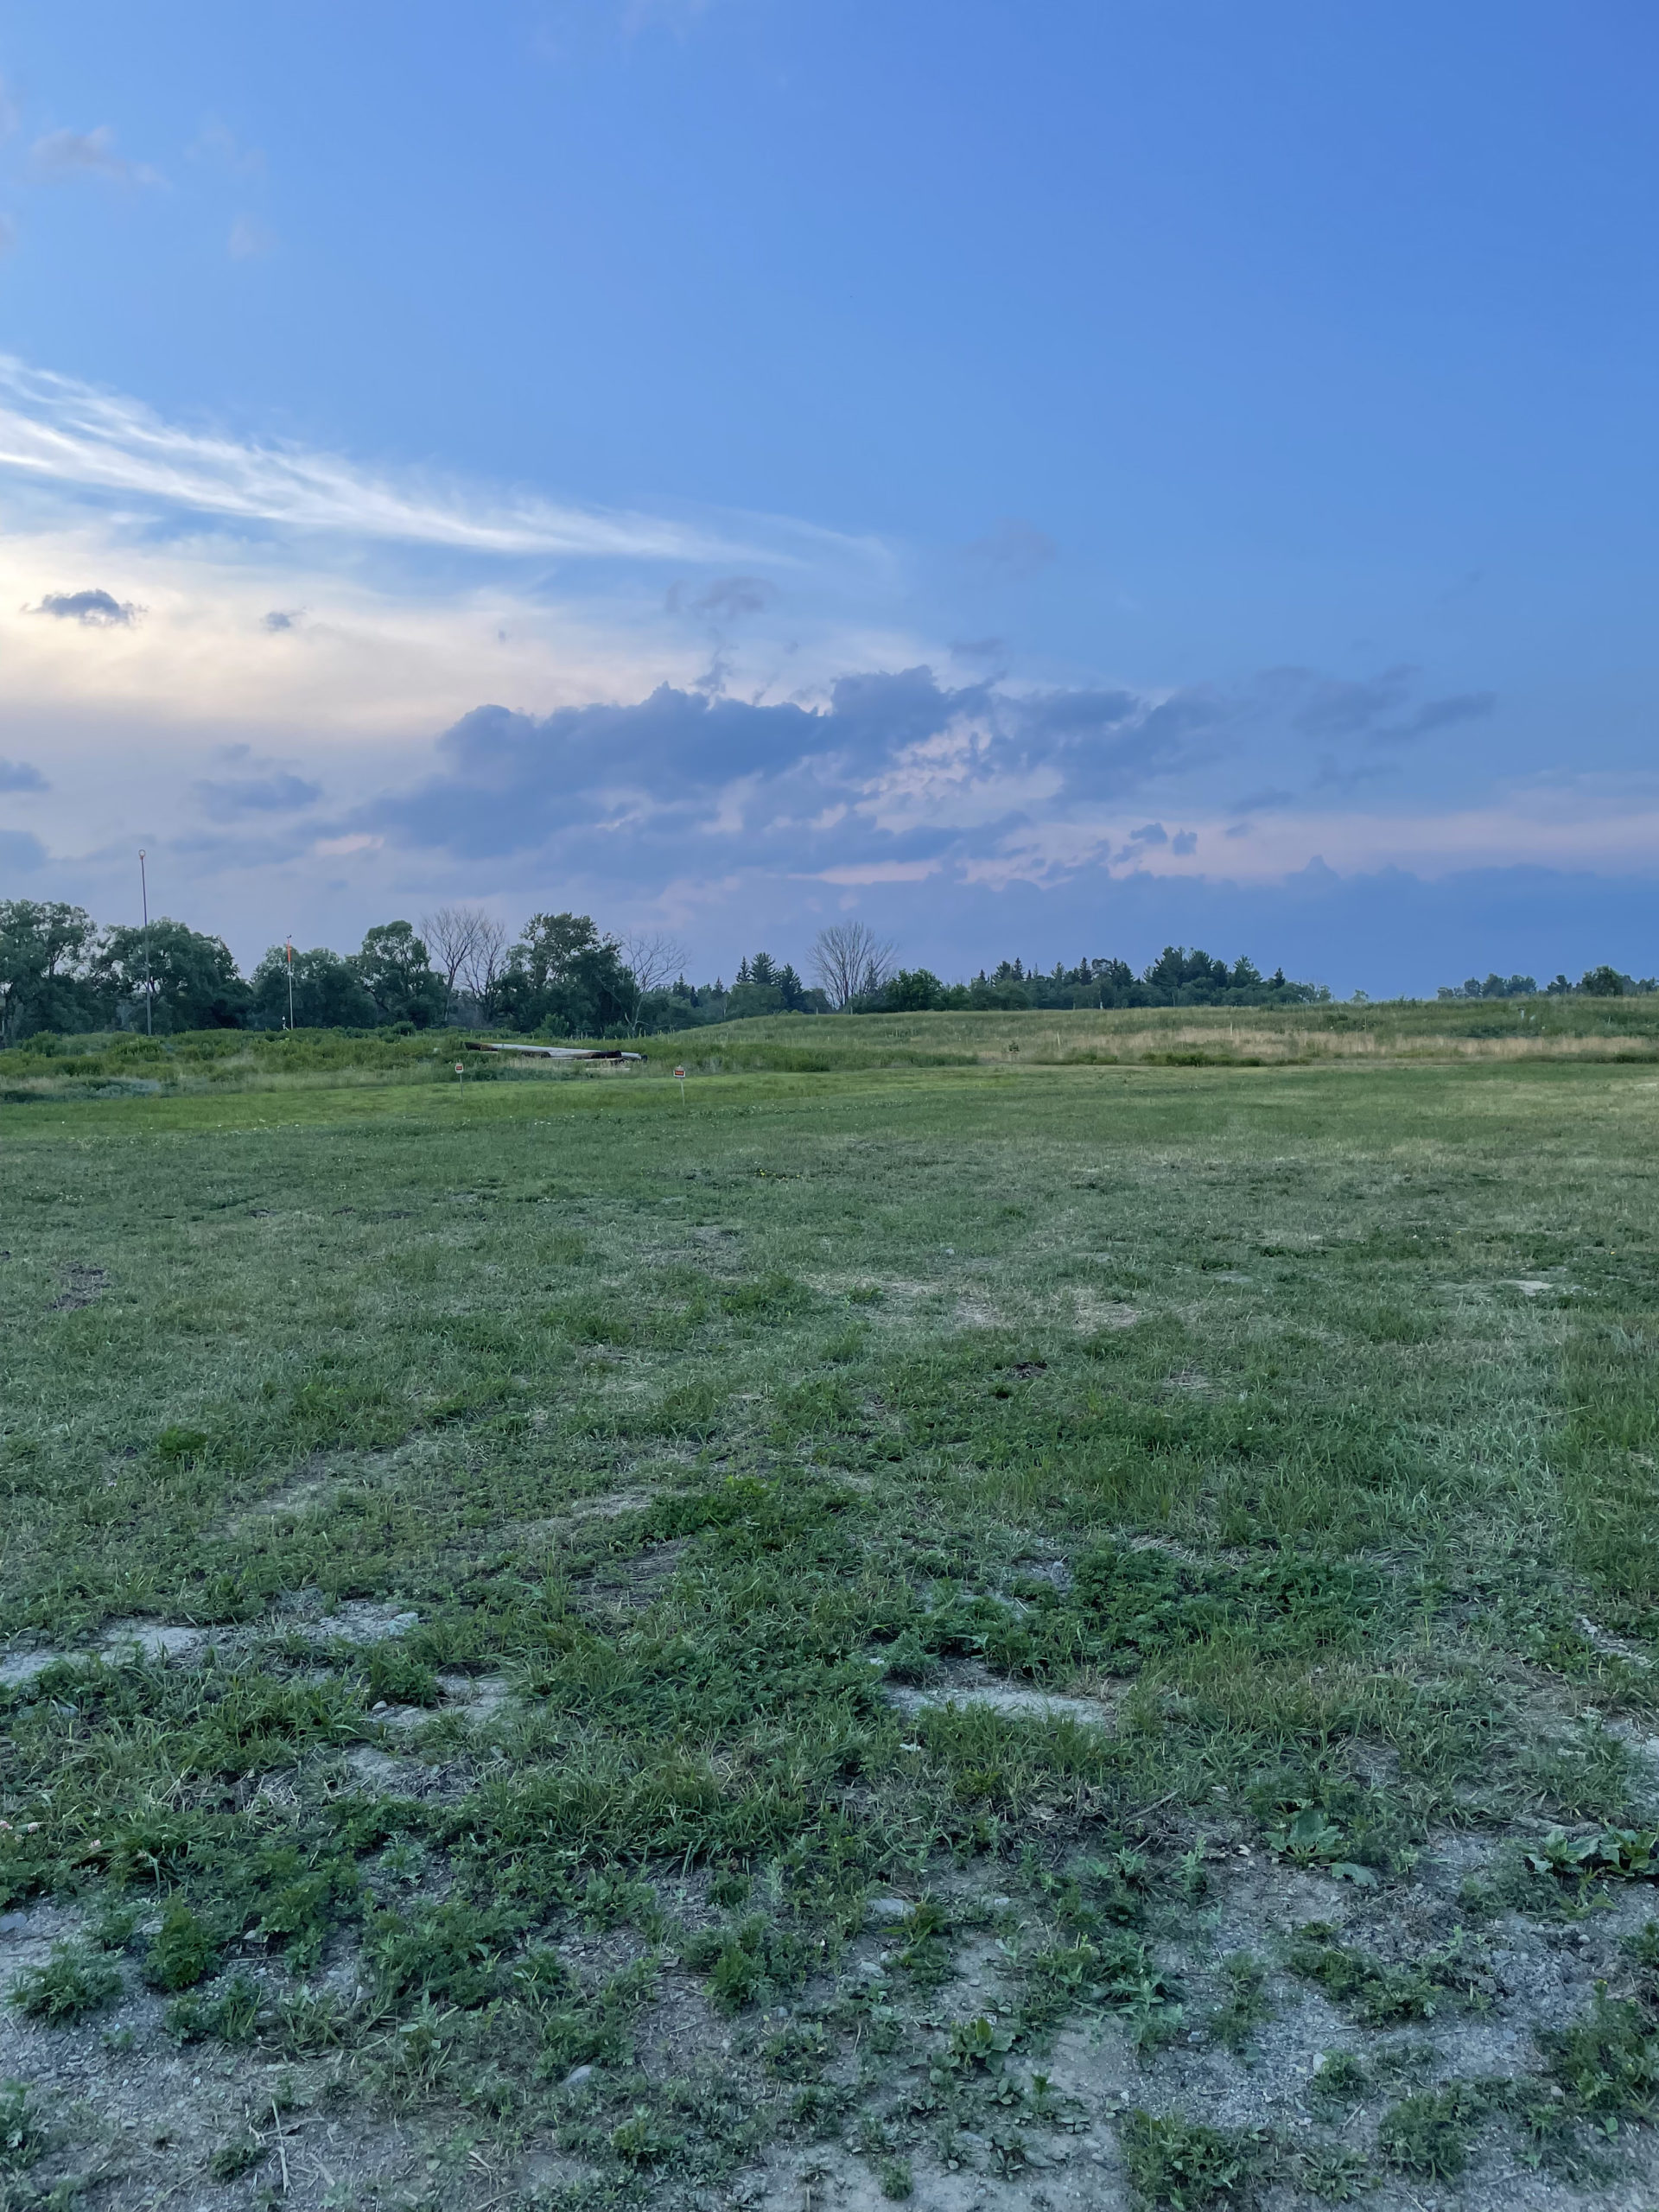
[0,0,1656,995]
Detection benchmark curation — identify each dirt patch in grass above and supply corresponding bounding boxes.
[48,1263,109,1312]
[885,1669,1119,1732]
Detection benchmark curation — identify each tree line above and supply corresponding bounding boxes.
[0,896,1332,1046]
[0,901,656,1045]
[1437,967,1659,1000]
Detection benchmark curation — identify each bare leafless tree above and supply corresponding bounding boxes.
[810,920,895,1010]
[617,930,688,1033]
[421,906,484,1016]
[458,912,510,1017]
[619,930,688,996]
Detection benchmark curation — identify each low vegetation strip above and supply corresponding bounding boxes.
[8,994,1659,1106]
[3,1051,1659,2208]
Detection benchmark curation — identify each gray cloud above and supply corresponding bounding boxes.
[967,518,1058,579]
[949,637,1006,663]
[355,666,1185,874]
[1313,753,1399,792]
[1256,665,1497,747]
[1391,690,1497,741]
[0,758,46,791]
[263,609,298,632]
[334,652,1497,905]
[30,588,141,626]
[194,772,322,819]
[671,575,777,621]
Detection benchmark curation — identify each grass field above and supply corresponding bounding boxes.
[6,1039,1659,2209]
[8,990,1659,1107]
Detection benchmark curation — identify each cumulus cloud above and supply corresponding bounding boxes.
[0,757,46,791]
[262,609,298,632]
[353,668,1198,897]
[30,127,162,188]
[30,587,140,626]
[194,772,322,819]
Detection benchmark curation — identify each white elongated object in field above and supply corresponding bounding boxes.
[461,1040,645,1062]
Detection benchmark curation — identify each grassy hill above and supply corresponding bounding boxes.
[5,994,1659,1107]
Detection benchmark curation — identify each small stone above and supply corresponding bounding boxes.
[563,2063,595,2089]
[0,1911,28,1935]
[372,1700,389,1714]
[868,1896,912,1923]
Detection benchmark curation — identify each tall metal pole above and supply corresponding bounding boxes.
[286,938,295,1031]
[139,849,152,1037]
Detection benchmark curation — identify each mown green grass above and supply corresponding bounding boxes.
[5,1052,1659,2202]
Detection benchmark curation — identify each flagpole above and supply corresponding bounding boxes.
[286,938,295,1031]
[139,849,152,1037]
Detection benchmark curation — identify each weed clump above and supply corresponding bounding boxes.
[166,1971,262,2046]
[1376,2083,1491,2178]
[10,1945,122,2024]
[0,2079,46,2171]
[144,1901,220,1992]
[1121,2108,1255,2208]
[682,1912,812,2012]
[365,1898,523,2008]
[1208,1953,1272,2055]
[1285,1922,1481,2026]
[1540,1985,1659,2121]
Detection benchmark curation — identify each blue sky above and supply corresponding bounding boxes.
[0,0,1655,993]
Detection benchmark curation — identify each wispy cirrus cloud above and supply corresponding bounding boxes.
[0,358,780,561]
